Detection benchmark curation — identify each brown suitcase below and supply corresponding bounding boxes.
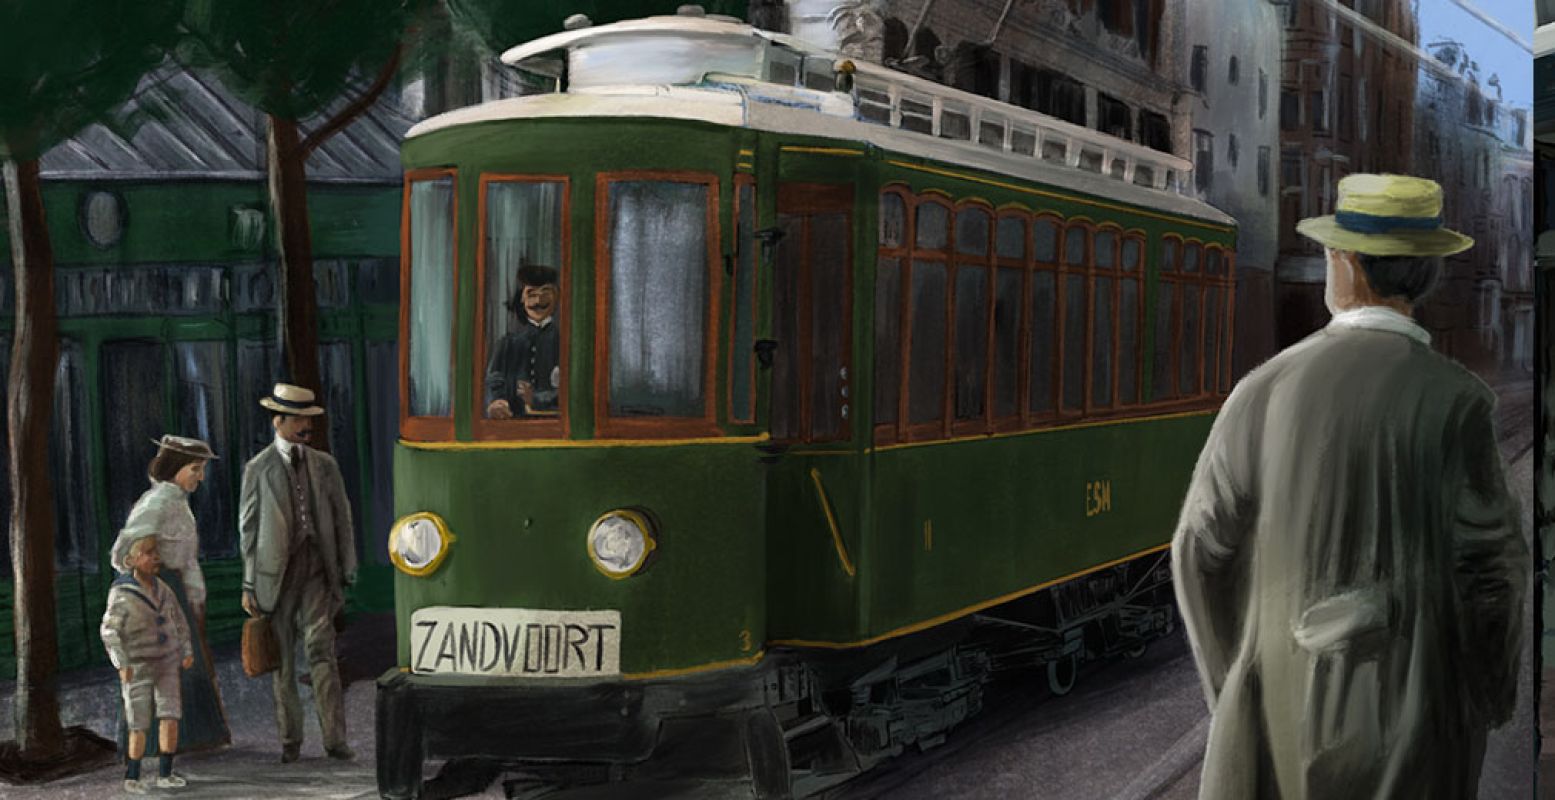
[241,616,280,677]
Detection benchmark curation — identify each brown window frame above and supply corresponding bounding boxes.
[729,174,759,425]
[992,208,1030,435]
[400,168,459,442]
[1026,212,1064,427]
[1089,223,1125,413]
[949,199,996,438]
[1152,234,1234,406]
[874,186,913,447]
[1117,230,1148,407]
[1058,219,1093,417]
[902,191,954,443]
[472,173,571,442]
[594,171,723,439]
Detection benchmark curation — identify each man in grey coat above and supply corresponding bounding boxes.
[1172,174,1527,799]
[239,382,358,763]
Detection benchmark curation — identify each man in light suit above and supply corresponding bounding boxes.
[240,383,358,763]
[1173,174,1527,799]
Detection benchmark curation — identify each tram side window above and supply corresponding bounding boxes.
[606,180,711,422]
[1119,236,1143,405]
[875,192,907,436]
[953,206,990,423]
[1092,229,1117,409]
[1152,237,1180,402]
[993,215,1025,423]
[406,176,455,424]
[482,179,566,424]
[1060,223,1089,413]
[1029,217,1059,417]
[907,201,951,432]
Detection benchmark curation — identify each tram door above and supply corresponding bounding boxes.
[771,184,853,443]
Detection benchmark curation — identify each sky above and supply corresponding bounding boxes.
[1416,0,1532,109]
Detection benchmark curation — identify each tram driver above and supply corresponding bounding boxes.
[486,262,561,419]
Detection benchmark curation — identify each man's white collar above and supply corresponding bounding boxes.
[274,434,303,460]
[527,315,553,329]
[1326,306,1431,345]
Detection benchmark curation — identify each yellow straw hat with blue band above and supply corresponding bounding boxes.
[1295,173,1473,257]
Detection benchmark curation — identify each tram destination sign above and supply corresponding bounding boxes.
[410,606,621,678]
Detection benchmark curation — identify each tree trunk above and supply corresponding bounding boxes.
[3,157,63,758]
[266,116,329,452]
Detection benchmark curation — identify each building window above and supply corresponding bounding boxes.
[1228,56,1239,85]
[1357,77,1367,141]
[1259,70,1268,118]
[1191,46,1208,92]
[1193,130,1214,194]
[1257,147,1271,197]
[1140,110,1171,153]
[1097,93,1133,141]
[1309,89,1328,133]
[1281,89,1299,131]
[79,191,125,249]
[1338,76,1353,140]
[1281,149,1303,190]
[1228,134,1239,171]
[1287,0,1301,27]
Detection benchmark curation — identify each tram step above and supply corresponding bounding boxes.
[782,714,832,741]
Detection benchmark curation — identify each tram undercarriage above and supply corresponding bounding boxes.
[378,554,1177,799]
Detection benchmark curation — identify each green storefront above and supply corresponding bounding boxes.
[0,66,407,676]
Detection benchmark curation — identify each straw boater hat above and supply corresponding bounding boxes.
[150,434,218,460]
[1295,174,1473,257]
[259,383,324,416]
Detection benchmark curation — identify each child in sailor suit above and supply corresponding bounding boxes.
[101,534,194,793]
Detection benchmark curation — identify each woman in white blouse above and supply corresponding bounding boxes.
[109,435,231,753]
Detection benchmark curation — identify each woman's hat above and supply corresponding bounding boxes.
[150,434,217,460]
[1295,174,1473,257]
[259,383,325,416]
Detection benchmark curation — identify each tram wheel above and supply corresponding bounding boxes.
[1125,642,1147,659]
[1047,653,1077,696]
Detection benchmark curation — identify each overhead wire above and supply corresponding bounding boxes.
[1310,0,1529,108]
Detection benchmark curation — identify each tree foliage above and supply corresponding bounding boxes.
[0,0,183,160]
[179,0,420,121]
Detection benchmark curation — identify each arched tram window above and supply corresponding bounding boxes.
[873,186,1231,446]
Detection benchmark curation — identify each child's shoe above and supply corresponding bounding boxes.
[123,778,148,795]
[154,773,188,788]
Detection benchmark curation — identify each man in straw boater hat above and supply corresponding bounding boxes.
[1171,174,1527,799]
[239,383,358,762]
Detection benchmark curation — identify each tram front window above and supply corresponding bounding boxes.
[482,179,566,421]
[605,179,712,422]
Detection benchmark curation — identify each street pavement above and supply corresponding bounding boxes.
[0,379,1538,800]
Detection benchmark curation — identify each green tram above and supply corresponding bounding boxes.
[377,12,1236,798]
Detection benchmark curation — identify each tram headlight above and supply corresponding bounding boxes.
[587,510,656,579]
[389,512,454,577]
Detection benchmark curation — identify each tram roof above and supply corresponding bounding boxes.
[409,15,1234,229]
